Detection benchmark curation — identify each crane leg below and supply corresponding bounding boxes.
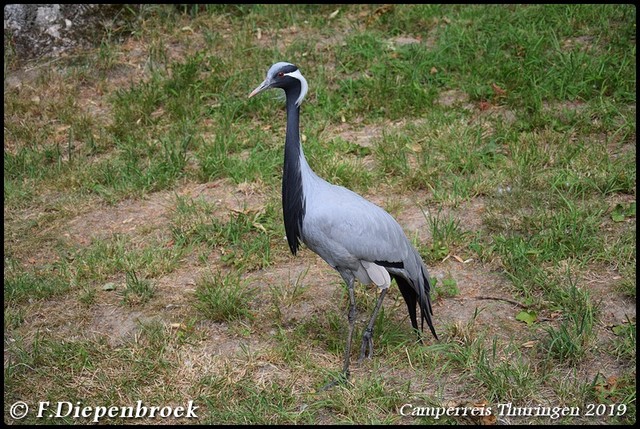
[320,277,356,391]
[341,278,357,376]
[358,287,388,362]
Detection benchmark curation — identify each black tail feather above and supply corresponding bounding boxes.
[394,275,418,330]
[392,273,438,341]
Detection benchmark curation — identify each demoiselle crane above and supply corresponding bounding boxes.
[249,62,437,385]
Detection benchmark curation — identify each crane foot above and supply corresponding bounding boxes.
[318,369,350,391]
[358,328,374,363]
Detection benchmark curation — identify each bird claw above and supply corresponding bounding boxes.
[358,329,375,363]
[319,370,350,391]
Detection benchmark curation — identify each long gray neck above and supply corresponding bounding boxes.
[282,90,306,255]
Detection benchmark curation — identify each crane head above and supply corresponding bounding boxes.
[249,62,308,107]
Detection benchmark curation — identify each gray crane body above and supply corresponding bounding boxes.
[300,151,414,290]
[298,147,435,334]
[249,62,437,384]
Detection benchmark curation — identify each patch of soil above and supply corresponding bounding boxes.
[88,304,147,346]
[437,89,473,110]
[177,179,268,220]
[66,191,174,245]
[17,177,273,350]
[583,268,636,328]
[560,36,595,52]
[65,178,269,246]
[328,121,386,148]
[389,36,421,47]
[244,254,340,327]
[434,259,524,340]
[472,104,517,126]
[329,118,418,149]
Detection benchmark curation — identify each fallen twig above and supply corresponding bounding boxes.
[474,296,528,308]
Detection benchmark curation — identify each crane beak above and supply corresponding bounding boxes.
[249,80,269,99]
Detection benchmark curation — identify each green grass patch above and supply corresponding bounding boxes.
[194,270,255,322]
[4,265,72,305]
[72,234,184,282]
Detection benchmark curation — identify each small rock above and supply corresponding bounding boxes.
[35,5,62,28]
[45,24,62,39]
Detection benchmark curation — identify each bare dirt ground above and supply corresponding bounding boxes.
[41,163,525,360]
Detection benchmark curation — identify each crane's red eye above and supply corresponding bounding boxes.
[277,72,285,77]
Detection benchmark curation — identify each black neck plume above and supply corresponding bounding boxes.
[282,83,305,255]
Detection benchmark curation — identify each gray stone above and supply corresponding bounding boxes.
[4,4,140,61]
[35,5,62,28]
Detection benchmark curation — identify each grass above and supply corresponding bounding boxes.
[423,209,469,263]
[194,270,254,322]
[4,4,635,425]
[170,194,280,270]
[121,270,156,306]
[4,255,73,304]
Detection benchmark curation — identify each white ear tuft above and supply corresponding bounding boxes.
[284,69,308,106]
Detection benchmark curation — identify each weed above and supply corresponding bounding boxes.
[422,209,468,262]
[543,309,596,365]
[194,270,255,322]
[121,270,155,306]
[611,317,636,364]
[432,274,460,300]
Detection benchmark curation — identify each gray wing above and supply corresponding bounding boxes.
[302,181,438,339]
[302,183,413,269]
